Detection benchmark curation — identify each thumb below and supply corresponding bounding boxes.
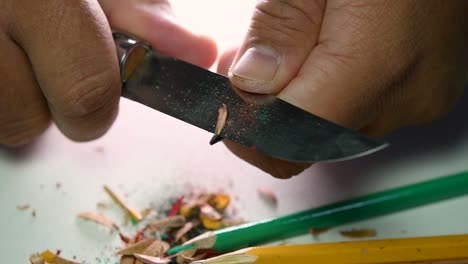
[228,1,326,94]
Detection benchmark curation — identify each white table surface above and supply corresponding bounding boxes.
[1,1,468,263]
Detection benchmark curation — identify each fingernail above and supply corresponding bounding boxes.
[230,45,280,82]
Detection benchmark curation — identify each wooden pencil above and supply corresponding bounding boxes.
[167,170,468,255]
[191,233,468,264]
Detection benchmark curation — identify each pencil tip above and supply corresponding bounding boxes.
[209,135,223,145]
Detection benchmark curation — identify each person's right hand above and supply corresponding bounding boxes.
[0,0,217,147]
[217,0,468,178]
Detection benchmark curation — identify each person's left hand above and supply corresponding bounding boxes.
[99,0,217,68]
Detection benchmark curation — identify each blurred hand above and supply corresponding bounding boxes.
[218,0,468,178]
[0,0,217,147]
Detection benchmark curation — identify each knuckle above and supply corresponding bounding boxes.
[249,0,324,48]
[59,66,120,120]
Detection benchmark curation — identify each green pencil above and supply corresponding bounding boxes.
[168,170,468,255]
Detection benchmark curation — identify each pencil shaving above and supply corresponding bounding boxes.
[209,194,230,211]
[40,250,80,264]
[96,202,108,209]
[141,208,157,220]
[145,215,186,232]
[119,256,135,264]
[176,249,207,264]
[17,204,31,211]
[210,104,228,145]
[141,240,170,257]
[309,227,330,236]
[175,221,198,242]
[29,253,44,264]
[77,212,119,231]
[200,204,222,221]
[199,215,222,229]
[134,254,170,264]
[339,228,377,238]
[103,185,142,222]
[116,238,157,255]
[257,187,277,206]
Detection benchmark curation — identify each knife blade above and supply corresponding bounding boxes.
[113,32,388,163]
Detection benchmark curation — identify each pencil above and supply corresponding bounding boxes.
[167,170,468,255]
[191,233,468,264]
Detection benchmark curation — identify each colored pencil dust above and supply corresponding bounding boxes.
[210,104,228,145]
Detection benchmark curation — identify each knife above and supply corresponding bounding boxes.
[113,32,387,163]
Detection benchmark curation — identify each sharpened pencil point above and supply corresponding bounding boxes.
[209,134,224,145]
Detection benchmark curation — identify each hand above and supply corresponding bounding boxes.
[0,0,217,147]
[218,0,468,178]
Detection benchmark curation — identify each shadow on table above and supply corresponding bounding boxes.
[303,90,468,200]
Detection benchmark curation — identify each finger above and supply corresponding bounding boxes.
[100,0,217,69]
[228,0,326,94]
[217,47,239,76]
[278,1,425,130]
[218,47,311,179]
[9,0,121,141]
[0,34,50,146]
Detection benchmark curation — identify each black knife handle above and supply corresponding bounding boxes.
[113,32,151,83]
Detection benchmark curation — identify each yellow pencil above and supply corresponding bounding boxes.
[191,233,468,264]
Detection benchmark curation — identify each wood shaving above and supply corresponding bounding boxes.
[17,204,31,211]
[119,232,132,244]
[221,218,246,228]
[209,194,230,211]
[141,240,170,257]
[134,254,171,264]
[103,185,142,222]
[257,187,278,206]
[199,213,222,230]
[116,238,156,255]
[141,208,157,220]
[200,204,222,221]
[209,104,228,145]
[175,249,207,264]
[119,256,135,264]
[179,194,212,217]
[77,212,119,231]
[309,227,330,236]
[339,228,377,238]
[96,202,108,209]
[145,215,186,232]
[29,253,44,264]
[175,221,198,242]
[31,191,239,263]
[39,250,80,264]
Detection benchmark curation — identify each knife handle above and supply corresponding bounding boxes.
[113,32,151,83]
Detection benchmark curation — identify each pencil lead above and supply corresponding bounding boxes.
[209,134,224,145]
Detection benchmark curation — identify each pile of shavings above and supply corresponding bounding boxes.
[29,186,245,264]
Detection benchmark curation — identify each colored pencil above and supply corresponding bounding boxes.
[167,170,468,255]
[191,233,468,264]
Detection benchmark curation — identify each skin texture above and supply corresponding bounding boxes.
[218,0,468,178]
[0,0,217,146]
[1,0,467,180]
